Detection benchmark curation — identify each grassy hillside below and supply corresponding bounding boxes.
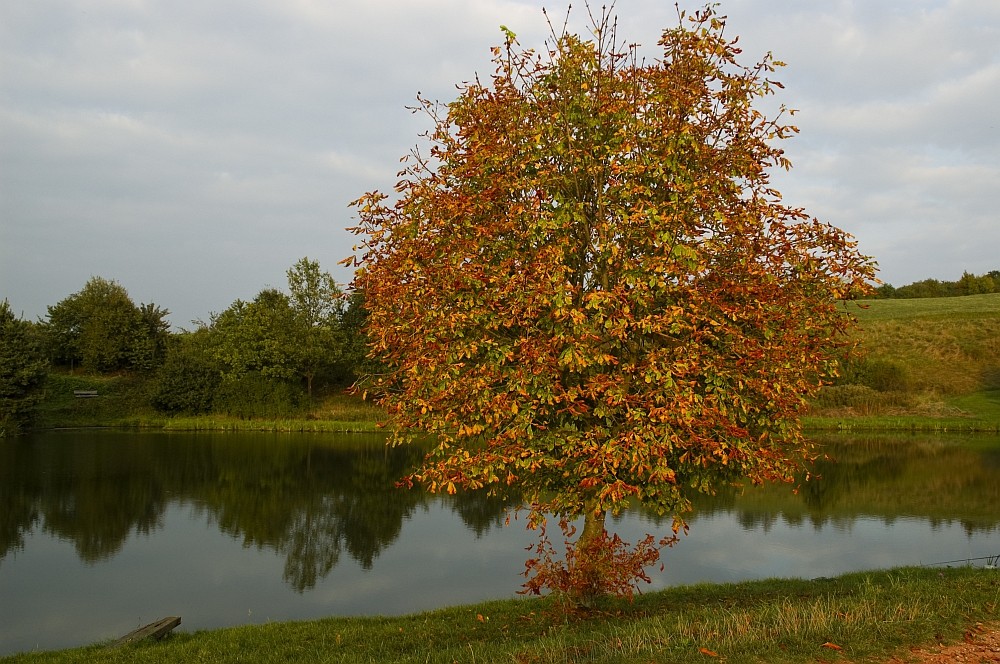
[809,292,1000,430]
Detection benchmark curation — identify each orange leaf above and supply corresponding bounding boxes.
[821,642,842,650]
[699,647,719,657]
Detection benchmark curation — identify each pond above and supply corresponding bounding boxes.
[2,430,1000,655]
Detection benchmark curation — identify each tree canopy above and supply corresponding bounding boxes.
[207,258,345,398]
[286,257,344,396]
[347,5,876,598]
[0,300,48,435]
[43,277,169,373]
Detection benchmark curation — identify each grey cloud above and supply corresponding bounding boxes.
[2,0,999,327]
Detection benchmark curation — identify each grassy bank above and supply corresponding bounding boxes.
[32,373,382,432]
[4,565,997,663]
[808,293,1000,431]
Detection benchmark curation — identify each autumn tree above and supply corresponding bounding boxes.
[346,5,876,600]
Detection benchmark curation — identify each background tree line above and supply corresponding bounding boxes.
[0,258,370,435]
[4,263,999,437]
[875,270,999,299]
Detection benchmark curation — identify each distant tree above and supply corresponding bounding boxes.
[213,372,303,419]
[884,271,998,299]
[0,300,48,435]
[895,279,943,299]
[209,288,301,382]
[958,271,995,296]
[43,277,167,373]
[348,5,875,601]
[209,260,348,398]
[874,283,897,299]
[286,257,344,397]
[131,302,172,370]
[336,289,380,384]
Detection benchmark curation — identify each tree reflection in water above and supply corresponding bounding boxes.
[2,431,999,591]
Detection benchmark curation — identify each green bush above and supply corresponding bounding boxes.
[213,373,304,419]
[151,350,221,414]
[0,301,48,436]
[838,356,909,392]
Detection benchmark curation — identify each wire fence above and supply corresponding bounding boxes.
[918,554,999,569]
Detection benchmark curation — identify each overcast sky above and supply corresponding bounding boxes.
[2,0,998,329]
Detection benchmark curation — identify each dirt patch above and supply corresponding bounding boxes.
[883,623,1000,663]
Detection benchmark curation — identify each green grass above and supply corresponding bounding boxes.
[156,415,381,433]
[4,566,997,663]
[34,372,159,429]
[852,292,1000,322]
[31,372,384,433]
[809,293,1000,430]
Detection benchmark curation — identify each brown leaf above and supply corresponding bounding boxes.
[699,647,719,657]
[820,641,842,650]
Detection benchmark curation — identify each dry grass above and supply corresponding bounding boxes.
[811,294,1000,425]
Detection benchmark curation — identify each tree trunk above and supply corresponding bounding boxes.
[573,502,608,603]
[577,504,607,552]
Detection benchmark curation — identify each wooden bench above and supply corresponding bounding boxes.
[73,390,99,398]
[110,616,181,648]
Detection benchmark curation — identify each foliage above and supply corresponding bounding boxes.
[151,331,221,414]
[209,289,302,382]
[42,277,169,373]
[335,289,382,384]
[0,300,48,436]
[132,302,172,370]
[521,517,671,611]
[876,269,999,299]
[286,257,344,396]
[347,5,875,600]
[836,355,909,392]
[213,372,304,419]
[208,259,347,401]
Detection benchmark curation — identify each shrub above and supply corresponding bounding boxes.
[838,356,909,392]
[213,373,304,419]
[812,384,912,416]
[521,517,675,612]
[151,349,221,415]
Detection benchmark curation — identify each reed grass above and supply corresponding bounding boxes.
[157,416,380,433]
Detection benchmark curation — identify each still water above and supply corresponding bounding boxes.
[2,430,999,655]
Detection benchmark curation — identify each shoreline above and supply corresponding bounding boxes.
[3,565,997,663]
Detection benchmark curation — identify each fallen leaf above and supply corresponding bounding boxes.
[699,647,719,657]
[820,642,842,650]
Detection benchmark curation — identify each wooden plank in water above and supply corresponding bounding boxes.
[110,616,181,648]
